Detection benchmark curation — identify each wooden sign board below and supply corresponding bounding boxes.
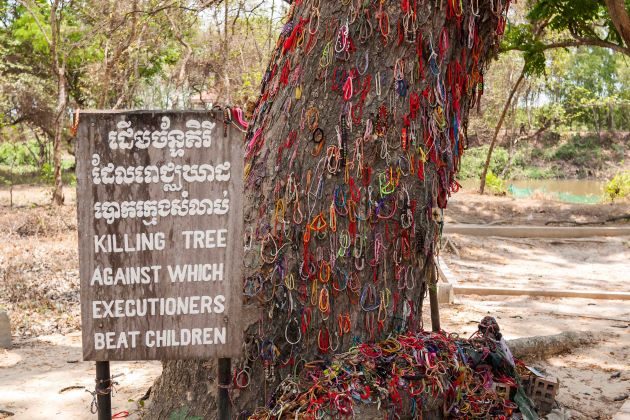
[76,111,244,361]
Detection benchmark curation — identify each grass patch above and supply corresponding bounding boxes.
[522,167,560,180]
[0,140,41,167]
[0,159,76,186]
[0,164,41,185]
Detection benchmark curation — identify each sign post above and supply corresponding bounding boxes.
[217,358,231,420]
[76,110,244,415]
[95,361,112,420]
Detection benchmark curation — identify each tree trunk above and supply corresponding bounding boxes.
[267,0,275,51]
[525,86,532,129]
[479,68,524,195]
[36,131,47,168]
[221,0,231,104]
[98,46,111,109]
[146,1,511,418]
[48,0,65,206]
[51,65,66,206]
[593,107,602,141]
[608,102,615,131]
[500,133,516,179]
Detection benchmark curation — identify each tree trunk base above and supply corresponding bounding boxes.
[145,360,218,419]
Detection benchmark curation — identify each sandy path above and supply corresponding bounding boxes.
[441,235,630,292]
[437,193,630,418]
[0,333,161,419]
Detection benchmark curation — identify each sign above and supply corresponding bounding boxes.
[76,111,244,361]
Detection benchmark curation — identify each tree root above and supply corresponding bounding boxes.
[545,214,630,226]
[507,331,616,360]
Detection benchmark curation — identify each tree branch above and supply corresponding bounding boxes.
[16,0,52,47]
[604,0,630,50]
[545,37,630,56]
[503,37,630,56]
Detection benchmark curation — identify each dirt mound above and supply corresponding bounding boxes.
[0,206,76,238]
[0,254,80,336]
[0,206,79,337]
[446,190,629,225]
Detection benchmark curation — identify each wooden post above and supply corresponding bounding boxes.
[96,361,112,420]
[217,358,231,420]
[428,265,441,332]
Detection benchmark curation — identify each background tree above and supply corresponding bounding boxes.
[479,0,630,194]
[0,0,224,204]
[146,0,513,418]
[12,0,85,205]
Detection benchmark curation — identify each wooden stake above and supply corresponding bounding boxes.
[428,264,441,332]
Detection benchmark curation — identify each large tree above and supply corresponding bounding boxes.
[147,0,512,418]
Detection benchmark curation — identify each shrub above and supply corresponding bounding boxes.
[554,135,603,167]
[40,159,76,185]
[604,171,630,202]
[522,167,558,180]
[459,145,509,180]
[40,162,55,184]
[485,169,507,195]
[554,142,579,161]
[511,148,527,168]
[0,140,40,167]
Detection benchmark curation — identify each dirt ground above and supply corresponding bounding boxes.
[440,190,630,419]
[0,334,161,419]
[0,186,628,419]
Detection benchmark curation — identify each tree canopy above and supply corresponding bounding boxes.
[502,0,630,75]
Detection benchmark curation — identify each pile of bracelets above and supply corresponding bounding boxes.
[249,329,531,419]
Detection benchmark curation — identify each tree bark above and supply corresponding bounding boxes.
[593,106,602,141]
[221,0,231,104]
[479,68,524,195]
[50,0,65,206]
[608,102,615,131]
[147,1,510,418]
[97,0,139,109]
[167,10,194,109]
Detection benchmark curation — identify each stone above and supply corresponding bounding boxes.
[437,283,454,304]
[0,311,12,349]
[546,408,572,420]
[613,400,630,420]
